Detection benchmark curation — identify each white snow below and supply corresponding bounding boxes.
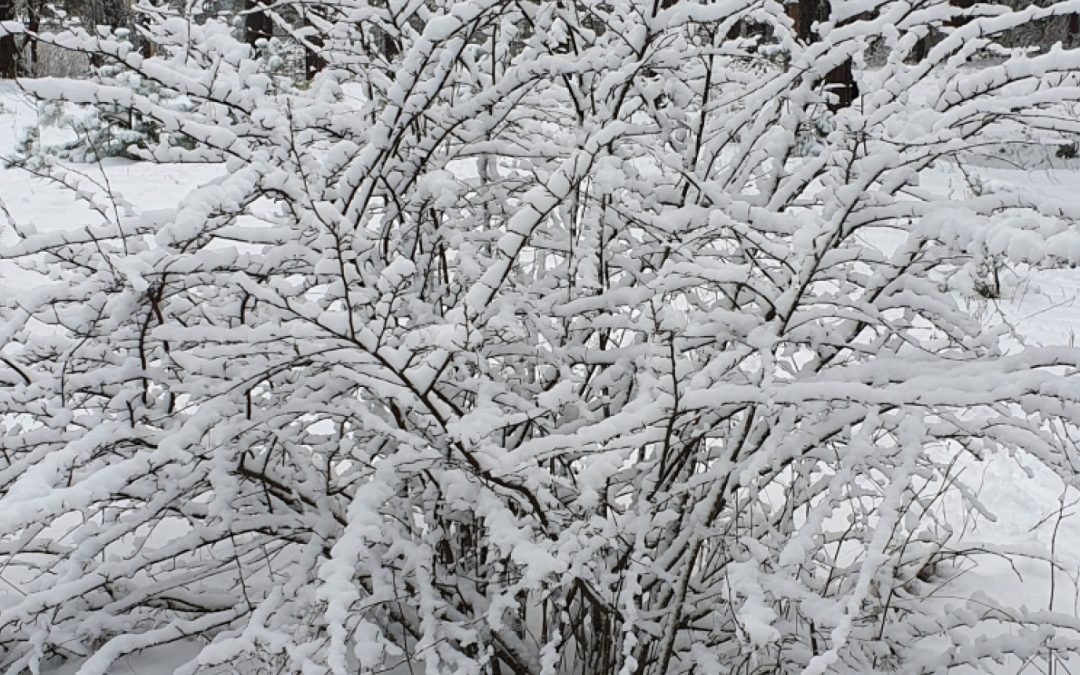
[4,46,1080,672]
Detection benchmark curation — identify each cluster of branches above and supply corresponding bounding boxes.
[4,0,1080,673]
[0,1,268,78]
[0,0,136,77]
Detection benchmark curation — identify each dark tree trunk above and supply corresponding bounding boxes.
[824,62,858,111]
[0,0,17,79]
[910,34,928,63]
[788,0,857,110]
[305,38,326,78]
[85,0,131,68]
[794,0,820,41]
[949,0,975,27]
[26,0,40,76]
[245,0,273,48]
[788,0,839,44]
[304,9,325,79]
[85,0,131,32]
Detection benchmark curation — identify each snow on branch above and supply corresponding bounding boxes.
[2,0,1080,673]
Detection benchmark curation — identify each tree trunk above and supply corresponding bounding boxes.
[949,0,975,27]
[824,61,858,111]
[788,0,857,110]
[303,8,325,79]
[910,34,928,63]
[26,0,40,76]
[245,0,273,48]
[85,0,131,68]
[0,0,17,79]
[795,0,819,41]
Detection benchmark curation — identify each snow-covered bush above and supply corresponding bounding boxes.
[4,1,1080,674]
[18,12,311,164]
[22,63,197,162]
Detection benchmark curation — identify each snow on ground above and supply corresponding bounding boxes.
[3,77,1080,672]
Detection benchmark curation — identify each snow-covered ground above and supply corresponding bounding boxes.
[3,77,1080,671]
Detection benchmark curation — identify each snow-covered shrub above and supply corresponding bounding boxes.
[20,14,311,164]
[25,64,198,162]
[5,1,1080,674]
[256,35,310,85]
